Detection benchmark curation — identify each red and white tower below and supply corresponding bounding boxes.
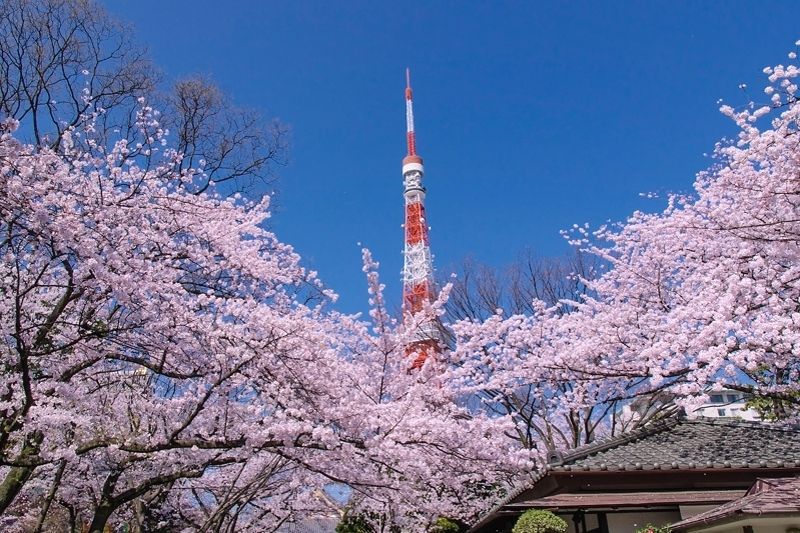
[401,68,443,368]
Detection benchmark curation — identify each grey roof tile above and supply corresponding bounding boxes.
[549,417,800,472]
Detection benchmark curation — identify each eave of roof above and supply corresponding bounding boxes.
[503,490,746,509]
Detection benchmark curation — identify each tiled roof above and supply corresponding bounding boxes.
[671,476,800,531]
[548,417,800,472]
[468,417,800,532]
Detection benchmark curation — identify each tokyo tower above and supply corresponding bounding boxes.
[401,69,444,368]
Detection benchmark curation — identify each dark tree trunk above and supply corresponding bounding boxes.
[89,503,115,533]
[0,432,42,514]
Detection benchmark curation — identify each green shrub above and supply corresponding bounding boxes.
[429,517,462,533]
[512,510,568,533]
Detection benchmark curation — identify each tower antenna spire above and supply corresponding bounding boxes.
[401,69,442,369]
[405,67,416,156]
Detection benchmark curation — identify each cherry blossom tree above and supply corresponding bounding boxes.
[0,104,324,531]
[0,1,522,514]
[0,105,523,531]
[445,43,800,447]
[443,251,678,453]
[550,43,800,419]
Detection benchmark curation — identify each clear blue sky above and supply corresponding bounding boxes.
[106,1,800,315]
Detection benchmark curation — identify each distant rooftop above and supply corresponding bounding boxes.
[275,517,338,533]
[671,476,800,531]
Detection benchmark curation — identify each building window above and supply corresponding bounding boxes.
[717,408,726,416]
[710,394,724,403]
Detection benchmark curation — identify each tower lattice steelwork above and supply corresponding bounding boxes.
[401,69,443,368]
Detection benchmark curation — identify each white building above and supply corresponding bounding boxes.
[690,389,761,421]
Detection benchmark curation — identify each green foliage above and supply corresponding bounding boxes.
[635,524,671,533]
[334,510,406,533]
[335,513,374,533]
[429,516,462,533]
[741,365,800,421]
[746,392,800,421]
[512,510,568,533]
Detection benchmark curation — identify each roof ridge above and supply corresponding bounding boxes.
[688,416,799,431]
